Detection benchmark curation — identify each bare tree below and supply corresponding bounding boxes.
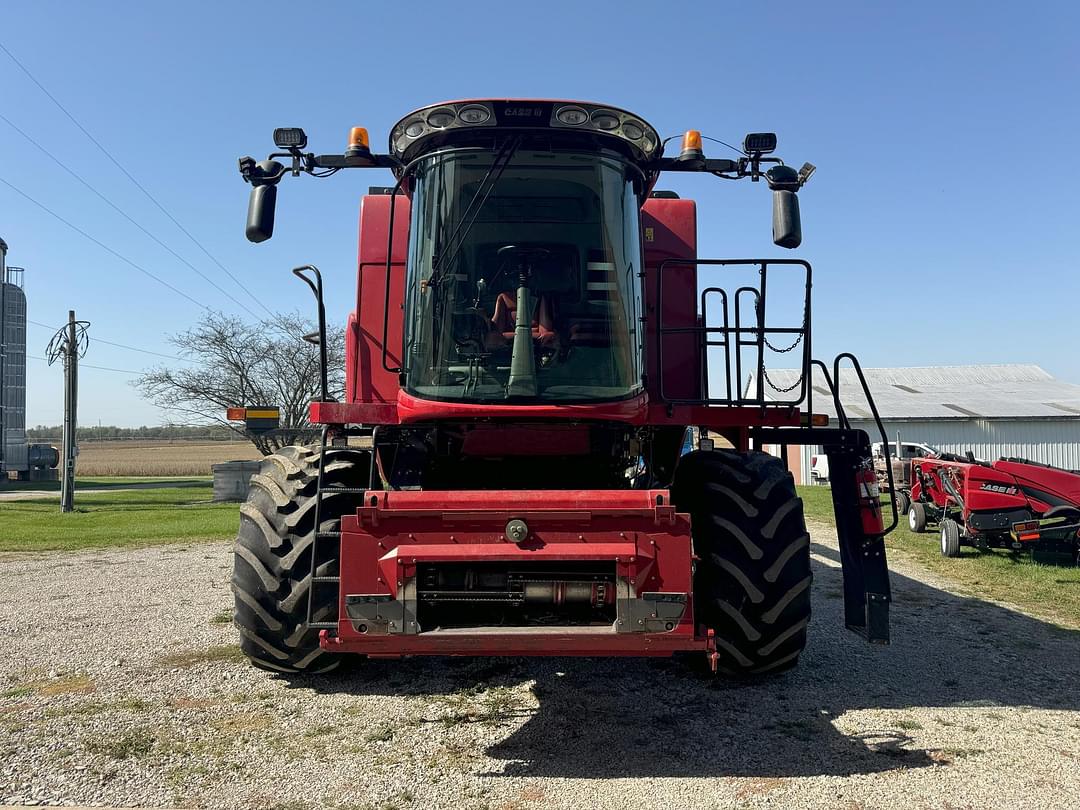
[135,311,344,455]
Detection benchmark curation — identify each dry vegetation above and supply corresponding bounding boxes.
[74,440,261,476]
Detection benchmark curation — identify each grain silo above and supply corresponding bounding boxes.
[0,237,58,482]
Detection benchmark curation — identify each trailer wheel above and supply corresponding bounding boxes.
[894,490,911,517]
[908,502,927,533]
[672,450,812,677]
[940,518,961,557]
[232,444,370,674]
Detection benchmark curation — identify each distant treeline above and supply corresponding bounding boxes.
[27,424,238,443]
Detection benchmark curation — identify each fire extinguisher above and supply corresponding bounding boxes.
[855,467,885,535]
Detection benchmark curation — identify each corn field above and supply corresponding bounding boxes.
[72,440,262,476]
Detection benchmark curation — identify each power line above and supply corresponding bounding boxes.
[29,355,140,374]
[81,361,141,374]
[28,319,192,362]
[0,175,209,309]
[0,39,275,318]
[0,111,261,319]
[85,336,190,363]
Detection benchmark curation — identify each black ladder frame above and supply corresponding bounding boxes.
[292,265,377,630]
[305,423,376,630]
[751,353,898,644]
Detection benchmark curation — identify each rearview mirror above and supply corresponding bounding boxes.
[246,184,277,243]
[771,190,802,249]
[243,159,284,243]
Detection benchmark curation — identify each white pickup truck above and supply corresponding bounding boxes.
[810,441,939,484]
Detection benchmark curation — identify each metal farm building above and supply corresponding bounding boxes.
[755,365,1080,484]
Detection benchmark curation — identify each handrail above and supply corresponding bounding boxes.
[654,258,811,407]
[833,352,899,535]
[292,265,328,403]
[699,286,730,400]
[734,285,762,403]
[382,178,407,375]
[810,358,846,431]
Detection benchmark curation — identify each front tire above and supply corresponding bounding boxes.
[940,518,961,557]
[672,450,812,677]
[909,502,927,533]
[232,445,370,674]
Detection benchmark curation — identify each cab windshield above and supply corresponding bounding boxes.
[403,148,644,402]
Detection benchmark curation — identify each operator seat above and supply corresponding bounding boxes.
[490,291,558,348]
[566,254,618,348]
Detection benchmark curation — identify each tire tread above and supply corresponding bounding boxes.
[673,450,813,676]
[232,445,369,674]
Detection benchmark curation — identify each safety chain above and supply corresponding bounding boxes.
[764,331,804,354]
[762,366,804,393]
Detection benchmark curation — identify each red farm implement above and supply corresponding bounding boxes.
[908,455,1080,565]
[232,100,899,677]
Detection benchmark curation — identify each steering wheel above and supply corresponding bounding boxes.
[453,307,494,354]
[496,245,552,267]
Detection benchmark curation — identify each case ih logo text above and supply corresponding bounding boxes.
[981,482,1017,495]
[503,106,545,118]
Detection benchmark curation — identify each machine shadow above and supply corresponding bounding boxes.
[294,539,1080,779]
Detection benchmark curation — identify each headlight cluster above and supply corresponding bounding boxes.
[390,100,660,163]
[551,104,655,153]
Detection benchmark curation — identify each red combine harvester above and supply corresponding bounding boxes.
[908,455,1080,564]
[234,100,898,676]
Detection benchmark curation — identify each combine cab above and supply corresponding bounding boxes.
[232,100,898,676]
[908,456,1080,565]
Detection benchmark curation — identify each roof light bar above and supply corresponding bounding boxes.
[389,100,661,163]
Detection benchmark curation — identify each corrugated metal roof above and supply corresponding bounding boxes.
[749,364,1080,419]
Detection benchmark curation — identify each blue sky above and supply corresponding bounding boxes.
[2,0,1077,427]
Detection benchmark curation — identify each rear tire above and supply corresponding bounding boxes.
[940,518,961,558]
[672,450,812,677]
[894,490,911,517]
[909,502,927,533]
[232,444,370,674]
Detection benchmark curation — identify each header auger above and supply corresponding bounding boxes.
[233,99,892,677]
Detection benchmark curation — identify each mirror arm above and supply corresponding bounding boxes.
[309,153,401,170]
[239,157,287,187]
[656,157,741,173]
[239,152,402,187]
[656,155,786,179]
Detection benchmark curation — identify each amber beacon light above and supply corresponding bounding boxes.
[346,127,371,159]
[677,129,705,167]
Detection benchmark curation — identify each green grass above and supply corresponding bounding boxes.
[798,485,1080,628]
[157,644,246,669]
[0,484,237,551]
[84,727,157,760]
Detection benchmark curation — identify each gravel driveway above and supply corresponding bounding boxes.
[0,481,207,502]
[2,521,1078,809]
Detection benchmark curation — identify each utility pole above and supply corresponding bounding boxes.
[61,311,77,512]
[47,310,89,513]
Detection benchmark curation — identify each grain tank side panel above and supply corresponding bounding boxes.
[641,198,699,403]
[348,194,410,405]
